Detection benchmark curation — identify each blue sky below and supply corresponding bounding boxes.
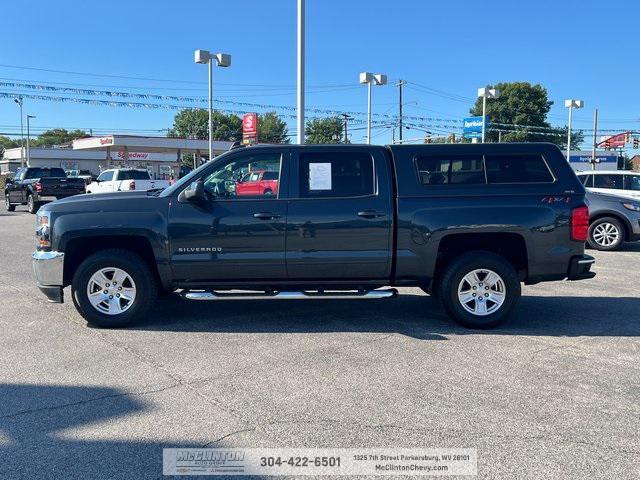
[1,0,638,148]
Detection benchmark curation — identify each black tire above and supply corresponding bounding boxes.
[438,251,521,329]
[263,189,273,196]
[27,194,39,214]
[71,248,157,328]
[587,217,625,251]
[4,194,15,212]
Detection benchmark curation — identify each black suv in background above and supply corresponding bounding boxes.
[32,143,595,329]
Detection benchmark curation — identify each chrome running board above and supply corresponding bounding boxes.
[182,289,398,301]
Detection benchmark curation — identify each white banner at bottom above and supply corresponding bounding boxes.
[163,448,477,476]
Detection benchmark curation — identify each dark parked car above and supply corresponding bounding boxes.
[5,167,86,213]
[585,191,640,251]
[32,143,594,329]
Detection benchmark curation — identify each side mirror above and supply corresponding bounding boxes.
[179,179,206,203]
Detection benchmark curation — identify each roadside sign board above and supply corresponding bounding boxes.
[463,116,487,138]
[243,113,258,144]
[569,152,618,164]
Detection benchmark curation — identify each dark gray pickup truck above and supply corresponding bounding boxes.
[5,167,86,213]
[32,143,595,329]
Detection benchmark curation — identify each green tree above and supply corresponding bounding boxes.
[0,136,19,159]
[170,109,243,141]
[258,111,289,144]
[469,82,583,148]
[305,117,344,144]
[31,128,88,147]
[0,135,19,150]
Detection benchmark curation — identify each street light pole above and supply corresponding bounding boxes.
[195,49,231,163]
[564,99,584,162]
[208,58,213,163]
[481,94,487,143]
[478,87,499,143]
[297,0,305,144]
[26,115,35,167]
[360,72,387,145]
[397,80,405,143]
[367,81,372,144]
[14,97,24,167]
[591,108,598,171]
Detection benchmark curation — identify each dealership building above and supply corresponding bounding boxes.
[1,135,235,178]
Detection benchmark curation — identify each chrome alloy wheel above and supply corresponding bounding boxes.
[457,269,506,316]
[86,267,137,315]
[592,222,620,247]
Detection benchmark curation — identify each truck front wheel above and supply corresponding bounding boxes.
[5,194,15,212]
[438,251,521,329]
[71,248,157,328]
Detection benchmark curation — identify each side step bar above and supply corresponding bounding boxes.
[182,289,398,301]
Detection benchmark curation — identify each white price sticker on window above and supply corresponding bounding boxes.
[309,162,332,190]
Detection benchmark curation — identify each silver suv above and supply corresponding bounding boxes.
[586,191,640,250]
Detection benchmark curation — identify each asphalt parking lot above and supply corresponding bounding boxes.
[0,207,638,479]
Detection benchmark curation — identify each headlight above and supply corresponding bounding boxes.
[36,211,51,249]
[622,203,640,212]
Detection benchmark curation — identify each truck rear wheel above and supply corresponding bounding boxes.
[71,248,157,328]
[27,194,40,214]
[438,251,520,329]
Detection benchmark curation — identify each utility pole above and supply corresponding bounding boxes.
[26,115,35,167]
[340,113,352,144]
[397,80,405,143]
[296,0,305,144]
[591,108,598,171]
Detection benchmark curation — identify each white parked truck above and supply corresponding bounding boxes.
[85,169,170,194]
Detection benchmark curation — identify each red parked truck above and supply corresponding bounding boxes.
[235,170,279,196]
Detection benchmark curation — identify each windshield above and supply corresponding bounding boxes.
[160,150,235,197]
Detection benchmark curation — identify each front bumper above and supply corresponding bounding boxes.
[32,250,64,303]
[567,254,596,281]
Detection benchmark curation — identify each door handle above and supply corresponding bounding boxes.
[357,210,385,219]
[253,212,281,220]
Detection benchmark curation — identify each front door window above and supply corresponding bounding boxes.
[202,153,282,199]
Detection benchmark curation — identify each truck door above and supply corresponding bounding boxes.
[6,168,25,203]
[94,170,114,193]
[285,147,393,279]
[168,149,289,282]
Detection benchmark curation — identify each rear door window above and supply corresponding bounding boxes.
[298,151,375,198]
[593,174,623,190]
[415,155,485,185]
[118,170,150,180]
